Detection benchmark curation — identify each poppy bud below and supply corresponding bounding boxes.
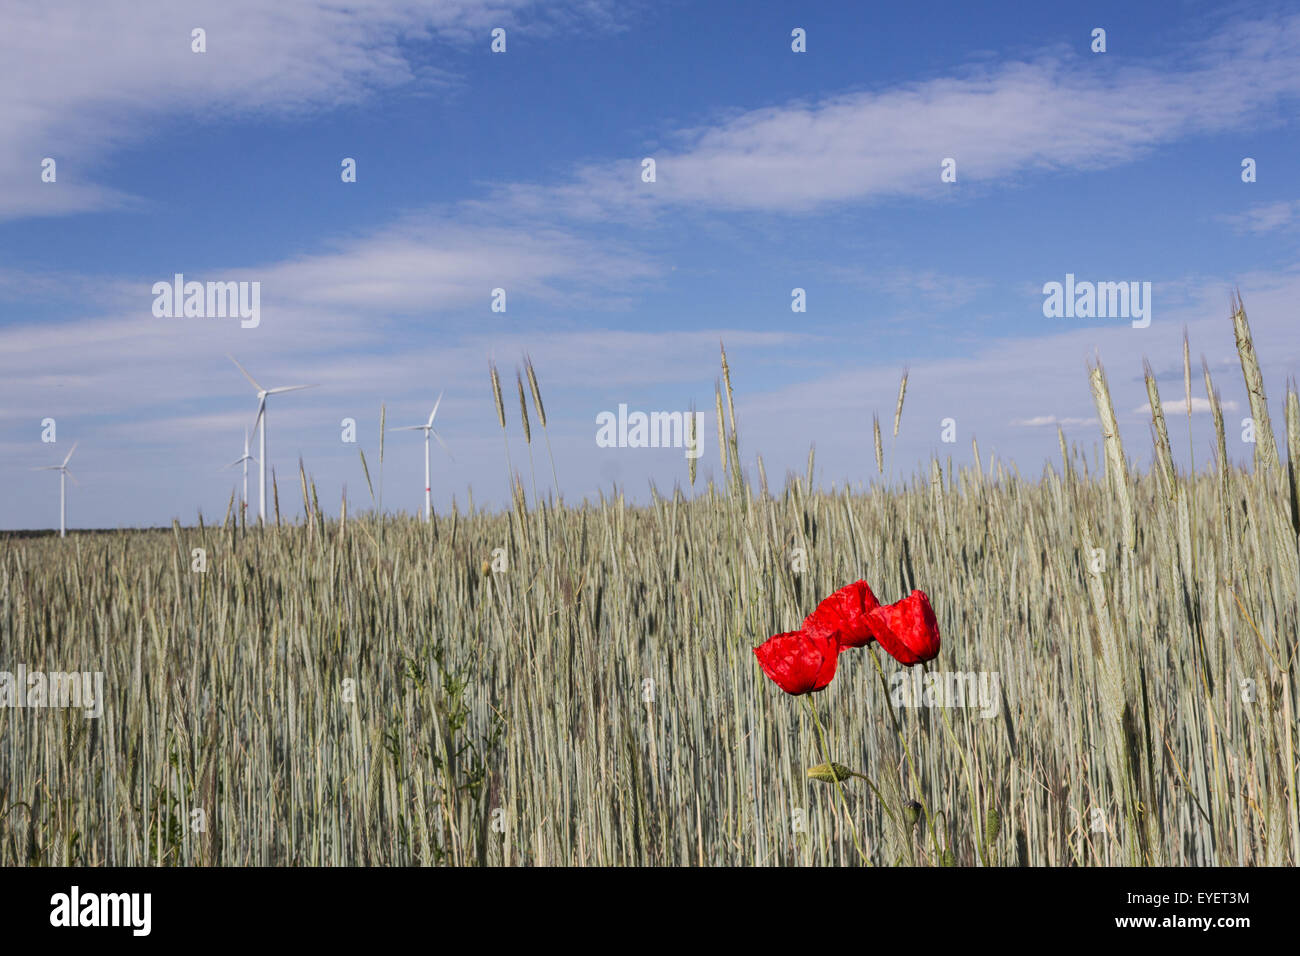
[985,807,1002,845]
[940,847,957,867]
[904,800,923,829]
[806,762,853,783]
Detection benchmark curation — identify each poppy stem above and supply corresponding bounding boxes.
[933,692,990,866]
[867,647,943,862]
[804,696,871,866]
[846,768,906,857]
[848,770,895,819]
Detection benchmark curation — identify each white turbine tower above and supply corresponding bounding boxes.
[393,392,452,522]
[227,355,317,525]
[33,442,78,537]
[226,428,257,517]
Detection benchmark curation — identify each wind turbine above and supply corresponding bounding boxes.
[393,392,452,522]
[33,442,78,537]
[227,355,317,524]
[226,428,257,517]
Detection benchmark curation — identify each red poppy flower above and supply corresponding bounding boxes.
[867,589,941,666]
[803,579,880,648]
[753,627,840,695]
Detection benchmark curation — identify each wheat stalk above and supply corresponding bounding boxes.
[873,413,883,475]
[490,361,514,496]
[1232,291,1279,472]
[893,368,908,438]
[714,381,726,475]
[525,354,560,501]
[1143,358,1176,493]
[1089,359,1136,552]
[517,370,537,508]
[688,405,698,488]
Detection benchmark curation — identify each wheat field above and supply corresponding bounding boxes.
[2,303,1298,867]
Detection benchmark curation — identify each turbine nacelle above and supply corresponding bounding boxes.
[393,392,453,460]
[33,440,78,479]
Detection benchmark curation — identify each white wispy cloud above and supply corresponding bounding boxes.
[1010,415,1096,428]
[0,0,621,220]
[822,266,991,310]
[256,214,661,314]
[1219,199,1300,235]
[1133,396,1239,416]
[491,12,1300,217]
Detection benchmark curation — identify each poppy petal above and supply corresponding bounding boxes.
[867,589,941,666]
[804,579,880,648]
[753,627,841,695]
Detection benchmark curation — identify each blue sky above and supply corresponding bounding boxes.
[2,0,1299,528]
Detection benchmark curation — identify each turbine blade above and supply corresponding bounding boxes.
[250,397,266,437]
[427,391,443,428]
[32,465,61,471]
[227,354,264,392]
[267,384,318,395]
[392,424,425,431]
[65,470,79,486]
[61,441,78,467]
[431,428,454,462]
